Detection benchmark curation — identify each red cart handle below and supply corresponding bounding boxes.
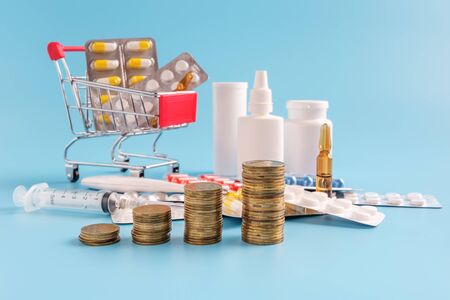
[47,42,85,61]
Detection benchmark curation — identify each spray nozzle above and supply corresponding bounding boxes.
[249,70,273,115]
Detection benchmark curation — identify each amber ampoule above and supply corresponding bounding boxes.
[316,123,332,197]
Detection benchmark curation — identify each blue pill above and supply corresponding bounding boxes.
[332,178,345,188]
[296,176,314,187]
[285,175,296,185]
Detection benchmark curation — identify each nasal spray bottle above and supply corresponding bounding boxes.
[237,71,284,177]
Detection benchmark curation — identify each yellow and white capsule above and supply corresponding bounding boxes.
[97,113,112,125]
[126,58,153,69]
[90,59,119,71]
[128,75,146,86]
[95,76,122,86]
[125,40,152,51]
[89,42,118,53]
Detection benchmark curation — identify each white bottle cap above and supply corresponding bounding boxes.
[249,70,273,115]
[286,100,329,120]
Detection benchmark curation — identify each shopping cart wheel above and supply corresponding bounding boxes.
[119,157,130,172]
[130,169,145,178]
[66,164,80,182]
[171,163,180,174]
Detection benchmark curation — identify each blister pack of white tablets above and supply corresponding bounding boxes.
[285,186,385,226]
[136,52,208,93]
[343,192,442,208]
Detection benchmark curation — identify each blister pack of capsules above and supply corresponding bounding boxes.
[343,192,442,208]
[285,185,385,226]
[136,52,208,93]
[85,38,158,131]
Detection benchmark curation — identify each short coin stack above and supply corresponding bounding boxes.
[132,205,171,245]
[241,160,286,245]
[79,223,120,246]
[184,182,223,245]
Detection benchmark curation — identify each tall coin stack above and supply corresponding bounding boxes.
[241,160,285,245]
[132,205,172,245]
[184,182,223,245]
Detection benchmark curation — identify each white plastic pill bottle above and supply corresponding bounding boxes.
[284,100,332,176]
[213,82,248,177]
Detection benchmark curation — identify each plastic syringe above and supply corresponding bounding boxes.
[13,183,181,214]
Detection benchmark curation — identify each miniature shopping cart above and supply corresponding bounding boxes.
[47,42,197,182]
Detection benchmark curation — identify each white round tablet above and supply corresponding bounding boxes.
[160,70,174,82]
[171,82,179,91]
[190,72,200,83]
[145,79,160,92]
[360,205,377,216]
[326,202,345,214]
[175,60,189,73]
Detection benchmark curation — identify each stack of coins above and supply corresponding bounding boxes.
[79,223,120,246]
[241,160,285,245]
[184,182,223,245]
[132,205,171,245]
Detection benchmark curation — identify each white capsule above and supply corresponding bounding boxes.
[160,70,174,83]
[175,60,189,73]
[365,197,380,205]
[145,79,160,92]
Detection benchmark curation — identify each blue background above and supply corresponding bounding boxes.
[1,0,449,299]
